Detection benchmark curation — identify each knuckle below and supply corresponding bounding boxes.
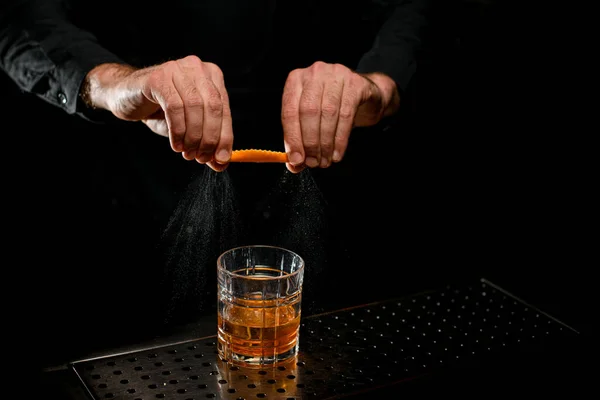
[321,103,338,118]
[207,104,223,119]
[186,96,204,109]
[184,86,203,108]
[165,100,184,115]
[339,105,354,121]
[207,62,223,77]
[198,139,219,154]
[304,149,320,161]
[287,68,303,82]
[303,140,320,154]
[281,106,297,121]
[221,105,232,118]
[299,93,321,117]
[199,139,219,150]
[206,93,223,117]
[320,142,334,154]
[281,92,294,107]
[299,102,320,117]
[183,55,202,65]
[335,135,349,148]
[281,94,298,119]
[170,125,186,137]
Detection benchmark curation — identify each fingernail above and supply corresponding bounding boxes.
[306,157,319,168]
[320,158,329,168]
[289,152,303,165]
[216,149,230,163]
[333,150,341,162]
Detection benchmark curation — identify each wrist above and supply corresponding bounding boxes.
[80,63,136,111]
[361,72,400,116]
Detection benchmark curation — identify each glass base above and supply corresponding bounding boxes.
[217,341,299,368]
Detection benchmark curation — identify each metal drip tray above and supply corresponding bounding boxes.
[71,278,578,399]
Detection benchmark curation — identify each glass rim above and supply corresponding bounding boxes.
[217,244,305,280]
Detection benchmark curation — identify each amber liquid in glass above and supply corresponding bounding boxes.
[217,268,301,365]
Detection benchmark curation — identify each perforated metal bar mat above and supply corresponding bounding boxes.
[71,278,578,399]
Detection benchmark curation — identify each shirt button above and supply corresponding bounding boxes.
[57,92,67,104]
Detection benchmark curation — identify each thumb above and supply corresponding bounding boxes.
[142,109,169,138]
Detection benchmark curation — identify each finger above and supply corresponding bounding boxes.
[210,67,233,166]
[143,110,195,160]
[196,77,223,163]
[172,64,204,161]
[281,70,305,169]
[298,78,324,168]
[150,69,186,153]
[319,76,343,168]
[333,78,360,163]
[206,158,229,172]
[286,163,306,174]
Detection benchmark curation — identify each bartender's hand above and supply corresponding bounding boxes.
[82,55,233,172]
[281,61,400,173]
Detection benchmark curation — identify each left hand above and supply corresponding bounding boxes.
[281,61,400,173]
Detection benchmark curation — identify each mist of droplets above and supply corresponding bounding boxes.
[156,165,331,326]
[157,167,241,326]
[256,169,330,314]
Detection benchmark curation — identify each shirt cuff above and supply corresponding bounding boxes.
[355,42,415,95]
[44,48,125,122]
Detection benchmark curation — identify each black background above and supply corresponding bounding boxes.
[1,0,592,382]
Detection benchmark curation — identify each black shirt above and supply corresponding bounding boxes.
[0,0,432,359]
[0,0,430,120]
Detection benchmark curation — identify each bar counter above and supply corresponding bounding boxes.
[37,276,587,398]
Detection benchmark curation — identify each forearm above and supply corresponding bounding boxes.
[356,0,431,96]
[0,0,124,119]
[80,63,136,111]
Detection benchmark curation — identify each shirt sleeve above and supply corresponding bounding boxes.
[0,0,125,120]
[356,0,431,94]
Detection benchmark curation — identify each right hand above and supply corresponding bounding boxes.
[84,55,233,172]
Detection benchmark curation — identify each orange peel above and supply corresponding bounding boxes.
[229,149,288,163]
